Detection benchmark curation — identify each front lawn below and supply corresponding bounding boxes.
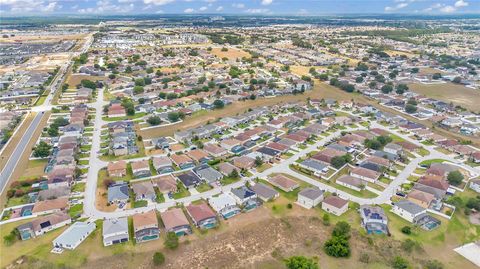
[196,183,213,193]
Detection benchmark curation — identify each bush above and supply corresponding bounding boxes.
[164,232,179,250]
[284,256,319,269]
[401,226,411,235]
[287,203,293,209]
[147,116,161,126]
[425,260,444,269]
[324,236,350,257]
[447,171,463,186]
[401,239,418,253]
[391,256,409,269]
[332,221,350,239]
[152,252,165,266]
[322,213,330,226]
[359,252,370,263]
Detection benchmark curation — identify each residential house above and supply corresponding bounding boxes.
[322,196,349,216]
[187,149,211,164]
[108,182,129,204]
[152,156,174,174]
[232,156,255,170]
[268,174,299,192]
[160,208,192,236]
[131,181,156,202]
[32,197,69,215]
[203,143,227,157]
[186,202,217,229]
[350,167,380,183]
[177,171,202,188]
[407,189,435,208]
[297,187,324,209]
[217,162,238,176]
[384,143,404,156]
[336,175,366,192]
[17,212,71,240]
[53,221,96,250]
[209,193,241,219]
[392,200,428,223]
[194,165,223,185]
[152,175,177,194]
[251,183,279,202]
[469,179,480,194]
[133,210,159,243]
[103,217,129,246]
[230,186,259,211]
[359,205,389,235]
[107,161,127,178]
[131,160,151,178]
[170,154,195,170]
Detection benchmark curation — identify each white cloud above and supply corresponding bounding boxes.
[216,6,223,11]
[199,6,207,11]
[203,0,216,2]
[184,7,194,13]
[297,8,308,15]
[384,2,408,12]
[245,8,269,13]
[232,3,245,8]
[143,0,175,6]
[3,0,60,13]
[440,5,456,12]
[454,0,469,8]
[261,0,272,6]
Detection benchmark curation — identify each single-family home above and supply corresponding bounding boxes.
[160,208,192,236]
[322,196,349,216]
[53,221,96,250]
[107,161,127,178]
[152,156,174,174]
[209,193,241,219]
[177,171,202,188]
[230,186,258,211]
[336,175,366,192]
[359,205,389,235]
[407,189,435,208]
[170,154,195,170]
[268,174,299,192]
[392,200,428,223]
[297,187,324,209]
[470,179,480,194]
[103,217,129,246]
[32,197,69,215]
[251,183,279,202]
[152,175,178,194]
[194,165,223,185]
[17,212,71,240]
[186,202,217,229]
[131,181,156,202]
[131,160,151,178]
[232,156,255,170]
[350,167,380,183]
[133,210,159,243]
[108,181,129,204]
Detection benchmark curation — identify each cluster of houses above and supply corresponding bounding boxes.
[107,121,139,156]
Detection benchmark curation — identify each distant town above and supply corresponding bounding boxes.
[0,14,479,269]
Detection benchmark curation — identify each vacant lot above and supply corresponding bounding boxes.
[66,74,106,87]
[210,47,251,60]
[385,50,417,58]
[408,82,480,113]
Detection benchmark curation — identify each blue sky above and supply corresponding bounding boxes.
[1,0,479,15]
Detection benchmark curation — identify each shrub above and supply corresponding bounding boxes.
[287,203,293,209]
[332,221,351,238]
[164,232,179,250]
[391,256,409,269]
[322,213,330,226]
[401,226,411,235]
[284,256,319,269]
[425,260,444,269]
[152,252,165,266]
[324,236,350,257]
[359,252,370,263]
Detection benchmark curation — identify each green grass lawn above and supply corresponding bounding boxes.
[78,160,89,165]
[72,182,86,192]
[419,159,448,167]
[69,204,83,218]
[133,200,148,208]
[417,148,430,157]
[102,112,146,122]
[173,183,191,199]
[196,183,213,193]
[220,176,241,185]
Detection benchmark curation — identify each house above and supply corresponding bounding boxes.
[312,148,344,164]
[251,183,279,202]
[217,162,238,176]
[221,139,241,150]
[232,155,255,170]
[469,179,480,193]
[133,210,159,243]
[336,175,366,192]
[194,165,223,185]
[177,171,202,188]
[17,212,71,240]
[151,137,170,149]
[32,197,69,215]
[350,167,380,183]
[53,221,96,250]
[160,208,192,236]
[152,175,177,194]
[230,186,258,211]
[37,186,70,201]
[384,143,404,156]
[203,143,227,157]
[359,205,389,235]
[209,193,241,219]
[298,159,329,177]
[103,217,129,246]
[152,156,174,174]
[131,181,156,201]
[322,196,349,216]
[108,103,126,118]
[108,181,129,204]
[407,189,435,208]
[392,200,428,223]
[187,149,211,164]
[131,160,151,178]
[268,174,299,192]
[186,202,217,229]
[297,187,324,209]
[107,161,127,177]
[170,154,195,170]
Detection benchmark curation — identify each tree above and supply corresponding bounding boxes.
[332,221,351,239]
[322,213,330,226]
[147,116,161,126]
[213,99,225,109]
[153,252,165,266]
[432,73,442,80]
[164,232,179,249]
[228,169,239,179]
[447,171,463,186]
[33,141,52,158]
[254,156,263,167]
[80,79,96,89]
[396,84,409,94]
[391,256,409,269]
[284,256,319,269]
[401,226,411,235]
[381,85,393,94]
[324,236,350,257]
[133,85,144,94]
[355,76,364,83]
[452,76,462,84]
[167,112,181,122]
[405,104,417,114]
[425,260,444,269]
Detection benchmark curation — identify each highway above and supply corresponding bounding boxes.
[0,34,93,195]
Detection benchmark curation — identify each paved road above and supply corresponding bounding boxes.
[0,34,94,195]
[0,112,43,194]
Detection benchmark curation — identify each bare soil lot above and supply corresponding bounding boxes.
[408,82,480,113]
[210,47,251,60]
[66,74,106,87]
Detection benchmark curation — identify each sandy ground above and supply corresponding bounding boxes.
[66,74,107,87]
[0,53,70,73]
[210,48,251,60]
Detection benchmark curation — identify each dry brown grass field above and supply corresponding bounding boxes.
[409,82,480,113]
[210,47,251,60]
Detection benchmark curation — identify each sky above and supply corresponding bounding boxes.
[1,0,479,15]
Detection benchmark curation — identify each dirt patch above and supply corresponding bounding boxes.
[210,48,251,60]
[469,213,480,225]
[66,74,106,87]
